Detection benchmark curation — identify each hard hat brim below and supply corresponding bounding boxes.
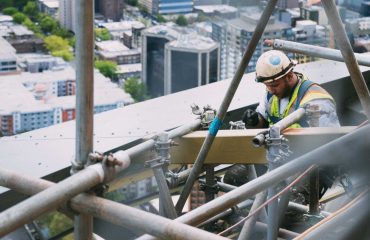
[255,61,296,83]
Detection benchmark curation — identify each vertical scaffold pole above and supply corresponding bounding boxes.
[175,0,279,214]
[73,0,95,239]
[321,0,370,120]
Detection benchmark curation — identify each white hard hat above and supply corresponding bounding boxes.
[255,50,296,83]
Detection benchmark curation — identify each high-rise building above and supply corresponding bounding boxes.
[277,0,299,9]
[211,7,292,80]
[0,37,17,75]
[96,0,124,21]
[59,0,76,32]
[164,34,219,95]
[139,0,193,15]
[142,26,219,97]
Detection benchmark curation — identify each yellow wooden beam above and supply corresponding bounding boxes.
[170,127,356,164]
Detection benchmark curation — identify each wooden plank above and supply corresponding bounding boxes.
[170,127,356,164]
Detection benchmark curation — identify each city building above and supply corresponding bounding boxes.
[59,0,76,32]
[37,0,59,18]
[300,5,330,26]
[291,19,330,63]
[138,0,193,15]
[17,54,67,73]
[116,63,142,86]
[211,7,291,80]
[193,5,238,19]
[0,67,133,136]
[142,25,219,97]
[95,40,141,64]
[164,34,219,95]
[0,37,17,75]
[277,0,299,9]
[346,16,370,36]
[97,21,145,48]
[194,0,222,5]
[0,23,44,53]
[95,0,124,21]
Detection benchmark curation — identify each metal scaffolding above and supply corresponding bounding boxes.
[1,1,370,240]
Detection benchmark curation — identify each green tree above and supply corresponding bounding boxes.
[40,16,58,33]
[13,0,29,10]
[23,18,42,35]
[127,0,138,6]
[37,211,73,239]
[53,27,74,39]
[44,35,70,52]
[12,12,27,24]
[156,14,167,23]
[176,15,188,26]
[95,28,111,41]
[95,60,117,79]
[52,50,74,61]
[123,77,148,102]
[23,1,38,18]
[2,7,17,15]
[0,0,14,11]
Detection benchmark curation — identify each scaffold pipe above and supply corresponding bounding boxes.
[270,39,370,67]
[0,120,200,237]
[322,0,370,120]
[0,167,228,240]
[136,124,370,240]
[175,0,279,214]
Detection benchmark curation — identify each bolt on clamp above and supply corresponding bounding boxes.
[191,104,217,129]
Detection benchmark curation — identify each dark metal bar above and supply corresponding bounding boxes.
[174,0,279,214]
[309,168,320,215]
[136,124,370,240]
[204,165,216,202]
[321,0,370,120]
[270,39,370,67]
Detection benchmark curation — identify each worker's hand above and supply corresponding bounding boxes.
[242,109,259,127]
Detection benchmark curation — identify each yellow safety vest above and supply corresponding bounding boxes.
[267,74,334,127]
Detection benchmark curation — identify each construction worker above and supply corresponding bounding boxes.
[242,50,340,129]
[240,50,342,204]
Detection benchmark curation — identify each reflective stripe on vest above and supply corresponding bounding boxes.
[267,75,334,127]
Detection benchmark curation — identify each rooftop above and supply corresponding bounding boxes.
[168,34,218,51]
[117,63,142,73]
[0,59,367,194]
[42,0,59,9]
[0,67,133,114]
[194,4,237,14]
[0,37,16,60]
[95,40,129,52]
[98,21,145,32]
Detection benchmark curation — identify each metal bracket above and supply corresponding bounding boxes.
[191,104,217,129]
[199,183,219,195]
[229,120,246,130]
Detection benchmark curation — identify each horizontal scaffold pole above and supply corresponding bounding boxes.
[269,39,370,67]
[0,120,201,237]
[0,167,228,240]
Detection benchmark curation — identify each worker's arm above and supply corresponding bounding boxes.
[304,99,341,127]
